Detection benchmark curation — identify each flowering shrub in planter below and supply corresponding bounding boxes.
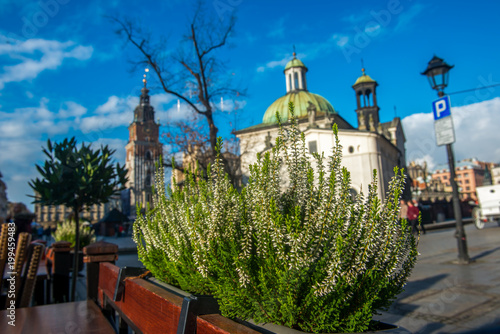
[133,102,417,333]
[53,219,96,249]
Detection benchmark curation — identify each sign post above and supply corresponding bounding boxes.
[431,96,470,264]
[432,96,455,146]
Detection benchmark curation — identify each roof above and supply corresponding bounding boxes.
[284,57,307,71]
[432,161,482,173]
[353,73,376,86]
[262,91,336,124]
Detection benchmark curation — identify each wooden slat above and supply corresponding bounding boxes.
[83,254,118,263]
[99,262,183,334]
[18,243,45,308]
[198,314,262,334]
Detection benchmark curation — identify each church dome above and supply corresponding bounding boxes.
[263,91,336,124]
[284,57,307,71]
[353,69,376,86]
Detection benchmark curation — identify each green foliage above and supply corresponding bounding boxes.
[29,136,128,301]
[53,219,96,248]
[29,137,128,210]
[134,103,417,332]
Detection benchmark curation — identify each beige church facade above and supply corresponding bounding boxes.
[236,55,406,199]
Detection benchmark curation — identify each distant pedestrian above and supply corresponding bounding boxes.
[413,199,426,234]
[407,200,420,235]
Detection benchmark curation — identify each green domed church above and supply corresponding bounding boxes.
[236,54,406,199]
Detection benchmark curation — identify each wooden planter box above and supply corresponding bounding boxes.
[96,263,406,334]
[97,262,259,334]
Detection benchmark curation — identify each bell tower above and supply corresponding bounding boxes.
[352,67,380,131]
[284,51,308,93]
[125,69,163,214]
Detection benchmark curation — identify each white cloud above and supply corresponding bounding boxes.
[0,36,93,89]
[403,97,500,171]
[0,98,80,139]
[256,56,291,73]
[332,34,350,47]
[58,101,87,119]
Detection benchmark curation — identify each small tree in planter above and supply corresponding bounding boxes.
[30,137,128,302]
[134,102,417,332]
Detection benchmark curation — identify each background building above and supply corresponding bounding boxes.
[236,55,406,200]
[124,80,163,217]
[431,158,499,200]
[492,166,500,185]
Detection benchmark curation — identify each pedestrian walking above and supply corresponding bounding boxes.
[413,199,426,234]
[407,200,420,235]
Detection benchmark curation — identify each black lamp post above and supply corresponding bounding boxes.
[421,56,470,264]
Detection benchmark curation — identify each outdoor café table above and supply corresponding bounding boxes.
[0,300,114,333]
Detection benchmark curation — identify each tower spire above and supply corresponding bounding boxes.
[143,67,149,87]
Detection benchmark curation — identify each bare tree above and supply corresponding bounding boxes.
[110,2,243,184]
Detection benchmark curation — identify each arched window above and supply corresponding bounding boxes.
[145,150,152,160]
[288,74,292,91]
[294,72,299,90]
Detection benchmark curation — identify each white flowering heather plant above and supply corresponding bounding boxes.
[133,141,242,295]
[133,101,417,333]
[211,102,418,333]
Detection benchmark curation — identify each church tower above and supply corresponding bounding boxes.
[124,70,163,214]
[284,52,308,92]
[352,68,380,131]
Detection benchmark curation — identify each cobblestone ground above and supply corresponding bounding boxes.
[375,224,500,333]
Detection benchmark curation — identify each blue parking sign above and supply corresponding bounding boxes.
[432,96,451,120]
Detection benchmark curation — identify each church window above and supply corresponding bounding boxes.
[145,173,151,187]
[348,146,355,154]
[288,74,292,90]
[145,151,152,160]
[294,72,299,90]
[302,73,306,89]
[308,141,317,154]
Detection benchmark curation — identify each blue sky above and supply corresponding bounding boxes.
[1,0,500,209]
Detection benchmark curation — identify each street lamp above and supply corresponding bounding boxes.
[421,56,470,264]
[422,56,454,97]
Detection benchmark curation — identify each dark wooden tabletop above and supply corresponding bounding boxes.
[0,300,115,334]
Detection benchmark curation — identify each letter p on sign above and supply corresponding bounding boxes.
[432,96,451,120]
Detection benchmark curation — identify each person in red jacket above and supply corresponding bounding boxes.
[407,199,420,235]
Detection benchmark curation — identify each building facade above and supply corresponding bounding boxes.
[431,159,499,200]
[236,55,406,200]
[124,81,163,216]
[35,201,113,226]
